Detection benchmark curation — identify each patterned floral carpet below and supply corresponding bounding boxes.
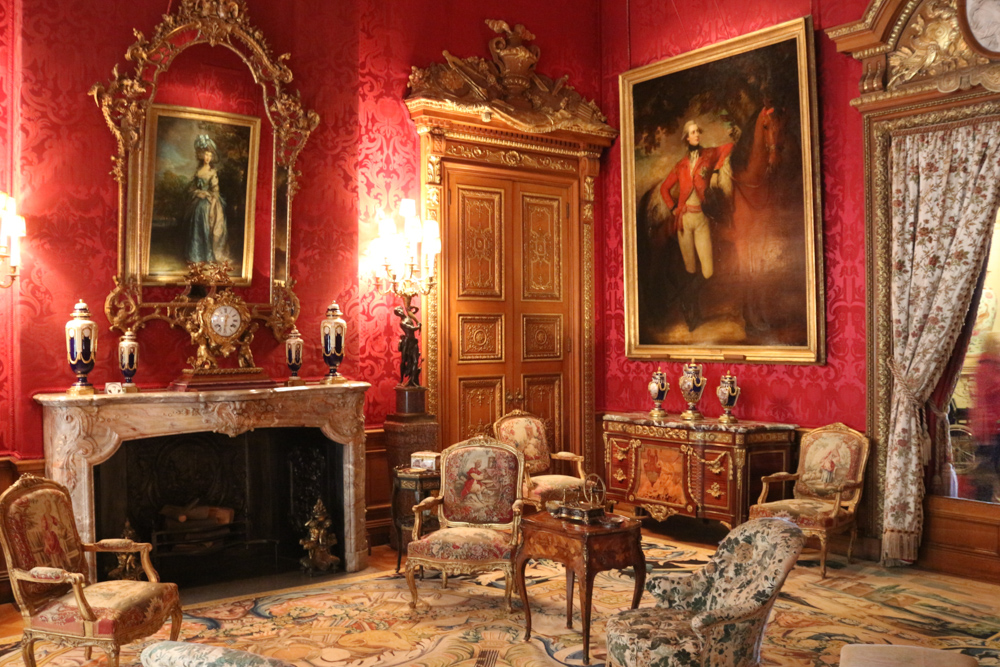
[0,538,997,667]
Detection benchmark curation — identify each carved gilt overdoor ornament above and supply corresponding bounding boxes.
[407,20,615,137]
[92,0,317,340]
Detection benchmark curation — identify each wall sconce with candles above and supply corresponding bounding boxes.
[371,198,441,414]
[0,192,26,289]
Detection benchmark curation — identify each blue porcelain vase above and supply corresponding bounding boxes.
[647,368,669,420]
[321,302,347,384]
[716,371,741,424]
[66,300,97,396]
[285,326,305,386]
[118,329,139,392]
[678,361,705,421]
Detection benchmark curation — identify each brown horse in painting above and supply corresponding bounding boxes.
[729,105,784,334]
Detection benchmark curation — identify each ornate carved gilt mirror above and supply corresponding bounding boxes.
[91,0,317,339]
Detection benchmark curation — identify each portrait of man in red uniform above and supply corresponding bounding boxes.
[622,22,822,361]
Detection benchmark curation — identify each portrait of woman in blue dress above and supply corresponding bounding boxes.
[185,134,229,263]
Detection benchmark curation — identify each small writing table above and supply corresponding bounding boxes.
[391,466,440,572]
[515,511,645,664]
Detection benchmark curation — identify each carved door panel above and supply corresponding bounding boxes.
[442,169,577,456]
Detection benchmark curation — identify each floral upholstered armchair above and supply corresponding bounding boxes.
[405,436,524,612]
[606,518,805,667]
[749,422,870,577]
[493,409,585,508]
[0,474,182,667]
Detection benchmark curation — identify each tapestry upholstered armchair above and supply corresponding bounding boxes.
[749,422,870,577]
[606,518,805,667]
[0,474,182,667]
[493,409,585,508]
[404,436,525,612]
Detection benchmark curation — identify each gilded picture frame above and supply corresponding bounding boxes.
[620,17,824,364]
[141,104,260,286]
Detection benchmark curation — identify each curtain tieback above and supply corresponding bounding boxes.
[888,360,924,411]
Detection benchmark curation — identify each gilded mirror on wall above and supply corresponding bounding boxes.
[91,0,318,339]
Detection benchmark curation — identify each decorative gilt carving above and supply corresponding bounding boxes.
[887,0,989,90]
[459,377,505,439]
[459,314,504,361]
[459,189,504,298]
[522,314,563,360]
[707,482,723,499]
[427,154,442,184]
[447,144,575,172]
[407,20,615,138]
[92,0,316,342]
[640,504,678,521]
[522,195,562,300]
[583,176,595,202]
[582,202,594,223]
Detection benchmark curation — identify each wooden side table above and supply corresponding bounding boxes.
[391,466,440,572]
[514,511,645,664]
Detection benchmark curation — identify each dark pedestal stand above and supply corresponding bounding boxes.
[385,385,440,553]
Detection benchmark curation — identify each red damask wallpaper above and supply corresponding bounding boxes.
[596,0,869,430]
[0,0,867,459]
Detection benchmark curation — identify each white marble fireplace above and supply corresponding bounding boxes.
[34,382,369,581]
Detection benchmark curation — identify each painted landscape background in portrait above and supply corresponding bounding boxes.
[622,20,822,364]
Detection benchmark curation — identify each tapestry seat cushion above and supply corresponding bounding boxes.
[141,641,295,667]
[606,607,703,667]
[31,579,179,638]
[528,474,585,504]
[407,526,512,561]
[749,498,853,529]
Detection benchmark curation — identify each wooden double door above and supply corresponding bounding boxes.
[440,166,581,458]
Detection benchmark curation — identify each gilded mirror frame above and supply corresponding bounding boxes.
[91,0,318,335]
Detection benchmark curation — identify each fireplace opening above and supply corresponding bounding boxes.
[94,427,344,588]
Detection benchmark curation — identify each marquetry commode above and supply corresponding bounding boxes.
[603,412,796,528]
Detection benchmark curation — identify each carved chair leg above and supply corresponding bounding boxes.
[405,562,419,608]
[104,645,120,667]
[818,533,829,578]
[847,526,858,564]
[503,567,513,615]
[84,647,93,661]
[20,633,36,667]
[441,572,448,589]
[170,604,183,640]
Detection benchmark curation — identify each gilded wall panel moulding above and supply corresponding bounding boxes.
[458,188,505,298]
[522,195,562,299]
[459,314,505,362]
[446,144,575,172]
[522,314,563,360]
[406,20,615,139]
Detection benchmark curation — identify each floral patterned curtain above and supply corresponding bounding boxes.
[883,119,1000,564]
